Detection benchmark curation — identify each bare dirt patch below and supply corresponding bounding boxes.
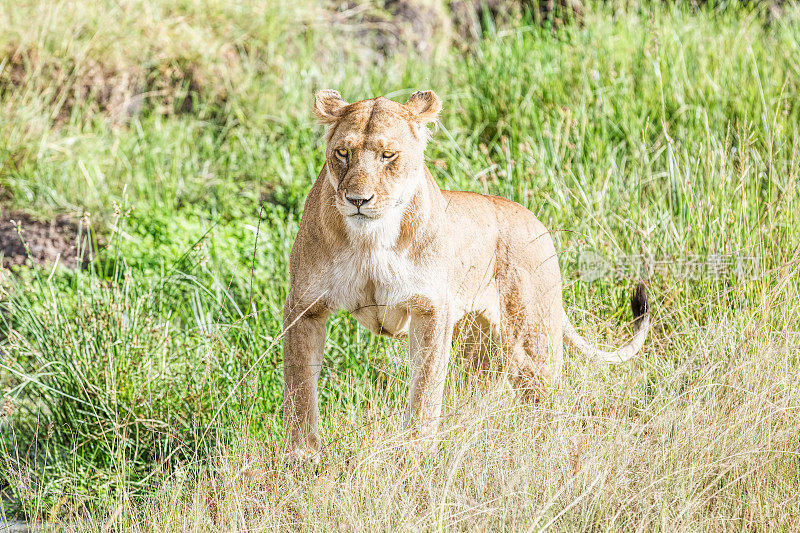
[0,211,80,270]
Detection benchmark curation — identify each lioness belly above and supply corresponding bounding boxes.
[351,304,410,338]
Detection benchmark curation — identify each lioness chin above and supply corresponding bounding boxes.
[282,89,649,462]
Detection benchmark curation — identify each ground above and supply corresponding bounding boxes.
[0,211,79,269]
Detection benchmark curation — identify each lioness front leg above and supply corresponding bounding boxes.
[282,295,330,463]
[405,306,454,441]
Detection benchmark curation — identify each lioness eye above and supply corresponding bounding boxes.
[335,148,348,159]
[382,151,396,160]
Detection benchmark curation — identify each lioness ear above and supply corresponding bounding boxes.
[313,89,349,124]
[404,90,441,125]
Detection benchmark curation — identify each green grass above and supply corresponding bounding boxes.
[1,0,799,529]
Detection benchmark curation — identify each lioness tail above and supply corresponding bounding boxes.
[562,281,649,364]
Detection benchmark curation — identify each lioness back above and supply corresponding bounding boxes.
[441,189,558,273]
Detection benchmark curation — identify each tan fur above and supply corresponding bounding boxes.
[283,90,649,462]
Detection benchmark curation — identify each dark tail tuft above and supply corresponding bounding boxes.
[630,281,648,324]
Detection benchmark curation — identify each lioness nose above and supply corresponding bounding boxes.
[345,194,374,208]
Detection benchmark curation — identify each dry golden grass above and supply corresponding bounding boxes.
[51,294,797,532]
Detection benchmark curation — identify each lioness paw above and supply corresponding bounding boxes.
[282,447,322,470]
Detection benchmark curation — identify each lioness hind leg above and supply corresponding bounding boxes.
[501,307,563,399]
[453,312,504,384]
[506,337,563,400]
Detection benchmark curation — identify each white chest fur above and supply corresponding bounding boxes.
[323,243,426,337]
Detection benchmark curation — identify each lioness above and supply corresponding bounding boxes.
[283,90,649,461]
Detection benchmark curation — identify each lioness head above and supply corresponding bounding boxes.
[313,90,441,238]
